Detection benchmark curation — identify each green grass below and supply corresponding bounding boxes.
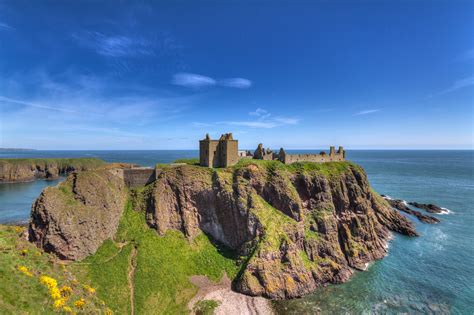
[0,225,110,314]
[0,157,105,169]
[74,201,240,315]
[193,299,220,315]
[173,158,200,165]
[233,158,355,178]
[249,194,297,251]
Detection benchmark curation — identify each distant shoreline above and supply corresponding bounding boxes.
[0,148,36,151]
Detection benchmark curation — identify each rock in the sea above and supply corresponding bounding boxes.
[29,168,127,260]
[408,202,444,214]
[382,198,440,224]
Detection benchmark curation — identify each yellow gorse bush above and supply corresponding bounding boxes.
[83,284,96,295]
[60,285,73,297]
[17,265,33,277]
[74,298,85,309]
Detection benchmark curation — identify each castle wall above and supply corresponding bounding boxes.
[222,140,239,167]
[122,168,156,188]
[200,140,219,167]
[282,153,345,164]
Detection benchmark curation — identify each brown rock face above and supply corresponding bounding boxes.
[29,169,127,260]
[29,161,417,299]
[143,162,417,299]
[0,158,105,183]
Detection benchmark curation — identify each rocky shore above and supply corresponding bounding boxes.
[381,196,440,224]
[29,160,417,300]
[0,158,105,183]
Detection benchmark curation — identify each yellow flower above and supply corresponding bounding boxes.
[60,285,73,297]
[21,249,28,256]
[62,306,73,313]
[17,265,33,277]
[74,298,85,309]
[53,298,66,309]
[83,284,96,295]
[105,308,113,315]
[14,226,23,233]
[39,275,58,289]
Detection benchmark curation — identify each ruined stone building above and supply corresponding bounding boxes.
[199,133,345,168]
[199,133,239,167]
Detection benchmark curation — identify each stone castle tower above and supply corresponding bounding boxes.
[199,133,239,168]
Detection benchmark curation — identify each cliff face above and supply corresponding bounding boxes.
[29,161,417,299]
[29,169,127,260]
[0,158,105,182]
[141,162,417,299]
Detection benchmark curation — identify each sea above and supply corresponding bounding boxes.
[0,150,473,314]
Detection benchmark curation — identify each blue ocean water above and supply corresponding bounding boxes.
[0,150,473,314]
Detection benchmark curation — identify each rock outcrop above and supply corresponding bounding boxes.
[382,197,440,224]
[29,168,127,260]
[0,158,105,182]
[142,162,417,299]
[408,202,444,214]
[30,161,418,299]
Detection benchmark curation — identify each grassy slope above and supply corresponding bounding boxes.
[72,201,240,315]
[0,225,110,314]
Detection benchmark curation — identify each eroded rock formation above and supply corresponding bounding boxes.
[30,161,417,299]
[0,158,105,182]
[29,169,127,260]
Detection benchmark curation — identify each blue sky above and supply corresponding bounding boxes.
[0,1,473,150]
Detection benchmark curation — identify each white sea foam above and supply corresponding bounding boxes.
[382,195,393,200]
[438,207,452,215]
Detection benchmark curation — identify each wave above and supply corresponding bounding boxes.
[438,207,452,215]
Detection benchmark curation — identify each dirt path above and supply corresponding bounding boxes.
[128,245,138,315]
[188,275,273,315]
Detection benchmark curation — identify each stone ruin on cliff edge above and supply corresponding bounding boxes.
[199,133,346,168]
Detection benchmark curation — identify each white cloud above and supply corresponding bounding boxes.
[0,96,77,113]
[219,78,252,89]
[72,31,155,57]
[194,108,299,129]
[0,22,12,30]
[172,73,252,89]
[354,109,380,116]
[172,73,216,88]
[439,76,474,95]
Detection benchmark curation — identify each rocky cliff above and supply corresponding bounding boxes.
[29,169,127,260]
[29,160,417,299]
[0,158,105,182]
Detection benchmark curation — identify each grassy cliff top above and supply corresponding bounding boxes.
[166,158,361,178]
[0,158,105,168]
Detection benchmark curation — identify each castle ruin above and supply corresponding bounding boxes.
[199,133,239,167]
[199,133,345,168]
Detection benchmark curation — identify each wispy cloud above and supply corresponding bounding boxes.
[438,76,474,95]
[220,78,252,89]
[72,31,155,57]
[0,96,77,113]
[0,22,12,30]
[354,109,380,116]
[457,49,474,62]
[0,69,196,149]
[172,73,216,88]
[172,72,252,89]
[194,107,299,129]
